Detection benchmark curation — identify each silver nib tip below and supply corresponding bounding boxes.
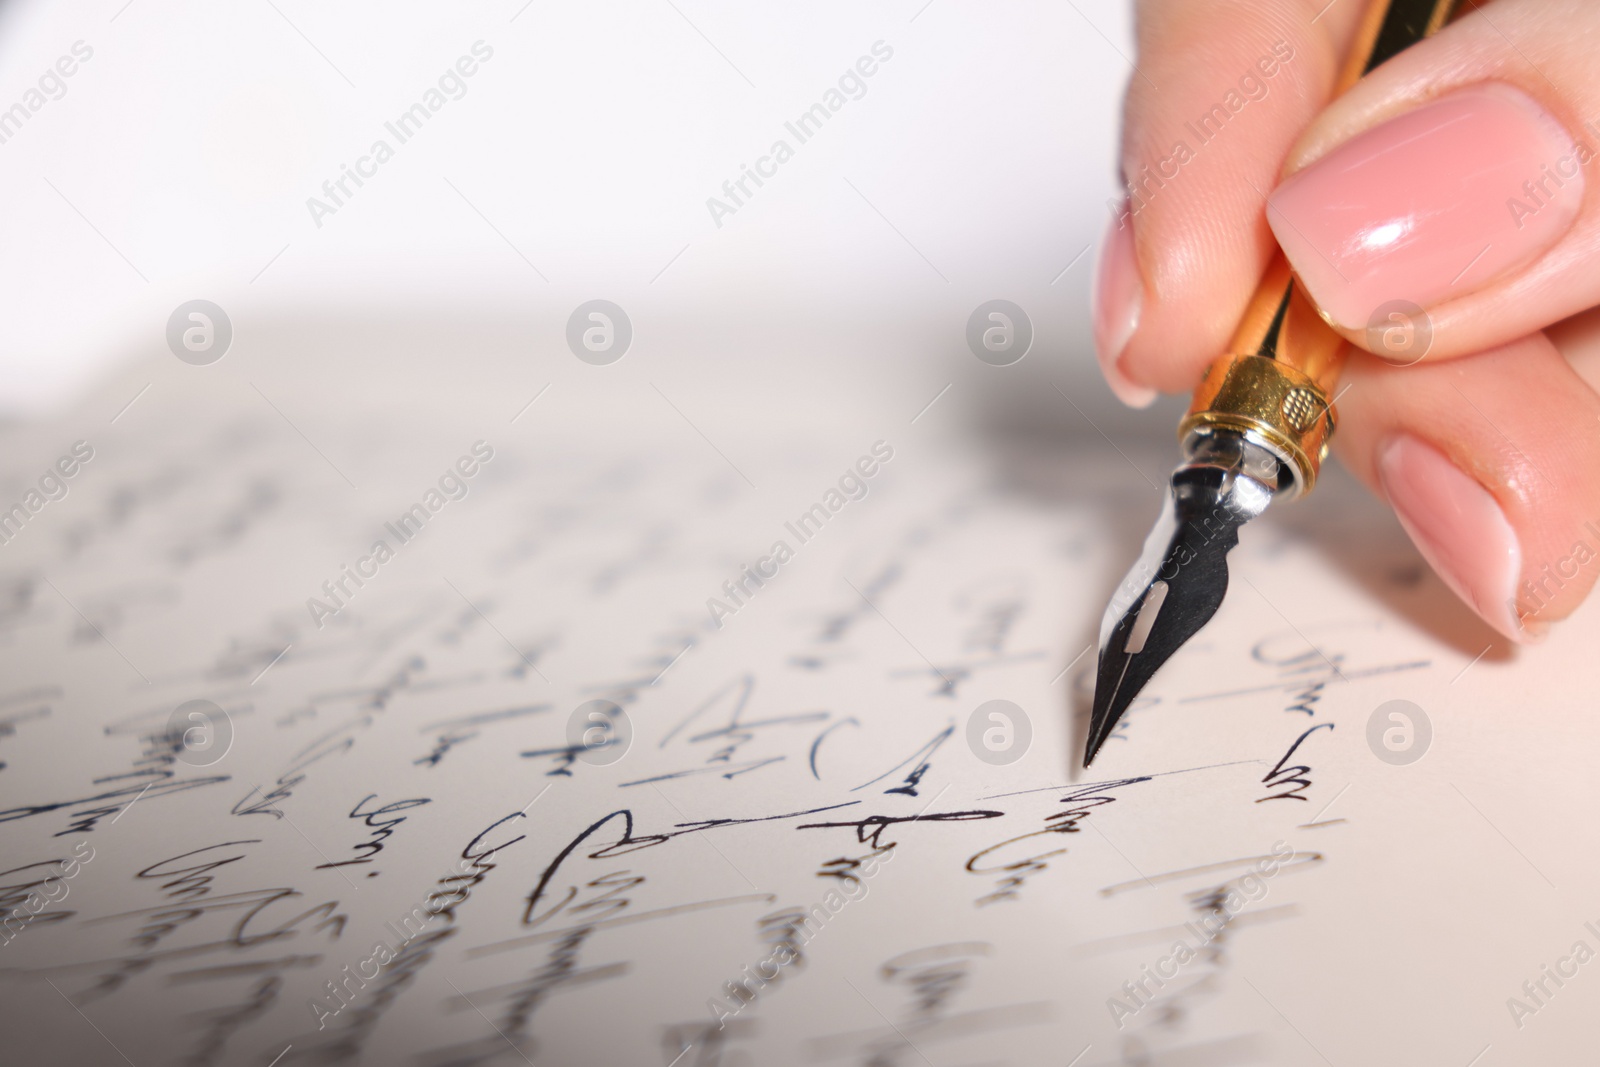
[1083,432,1279,767]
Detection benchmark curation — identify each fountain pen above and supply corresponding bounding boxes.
[1084,0,1462,766]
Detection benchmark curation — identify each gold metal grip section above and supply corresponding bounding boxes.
[1179,355,1335,497]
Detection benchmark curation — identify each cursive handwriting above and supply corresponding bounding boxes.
[1258,723,1334,803]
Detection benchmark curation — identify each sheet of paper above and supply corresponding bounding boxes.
[1,334,1594,1067]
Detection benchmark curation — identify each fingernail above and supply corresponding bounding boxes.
[1268,83,1582,335]
[1378,434,1536,643]
[1092,201,1156,408]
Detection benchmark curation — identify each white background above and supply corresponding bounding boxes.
[0,0,1135,425]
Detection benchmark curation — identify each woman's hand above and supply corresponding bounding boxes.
[1094,0,1600,642]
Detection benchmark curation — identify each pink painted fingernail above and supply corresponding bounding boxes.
[1378,434,1536,642]
[1267,84,1582,337]
[1092,201,1156,408]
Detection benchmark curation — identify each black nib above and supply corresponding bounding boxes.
[1083,433,1280,767]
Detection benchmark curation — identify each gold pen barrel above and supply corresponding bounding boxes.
[1179,0,1460,498]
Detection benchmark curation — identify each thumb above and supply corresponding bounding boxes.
[1098,0,1367,399]
[1266,0,1600,361]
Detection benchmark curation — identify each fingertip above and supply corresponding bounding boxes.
[1338,336,1600,643]
[1375,433,1531,642]
[1092,200,1158,408]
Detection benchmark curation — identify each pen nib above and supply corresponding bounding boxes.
[1083,433,1279,767]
